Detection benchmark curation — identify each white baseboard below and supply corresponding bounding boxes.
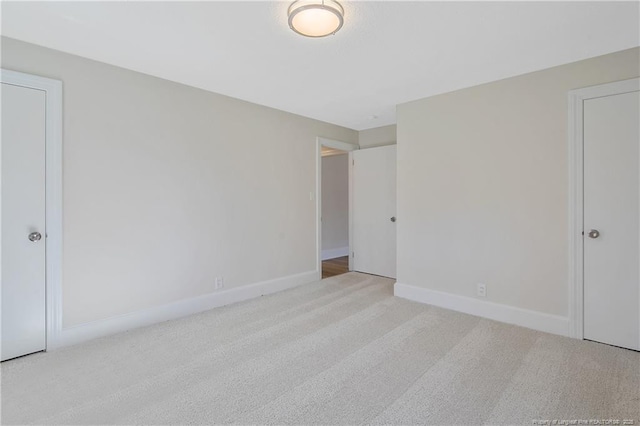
[394,282,570,337]
[321,246,349,261]
[54,270,318,349]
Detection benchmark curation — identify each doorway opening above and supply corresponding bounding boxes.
[316,137,357,280]
[321,147,349,278]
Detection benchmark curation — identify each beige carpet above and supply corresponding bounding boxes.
[1,272,638,425]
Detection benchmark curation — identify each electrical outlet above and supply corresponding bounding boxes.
[477,283,486,298]
[215,277,224,290]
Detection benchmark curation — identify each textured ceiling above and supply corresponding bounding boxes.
[2,1,638,130]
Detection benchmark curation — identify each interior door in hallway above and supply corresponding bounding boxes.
[1,83,47,361]
[583,88,639,351]
[352,145,396,278]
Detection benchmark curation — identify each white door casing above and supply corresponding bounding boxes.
[1,69,63,355]
[568,77,640,350]
[352,145,397,279]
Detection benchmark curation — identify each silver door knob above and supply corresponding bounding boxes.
[390,216,396,223]
[588,229,600,239]
[28,232,42,242]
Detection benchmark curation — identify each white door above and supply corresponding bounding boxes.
[583,89,639,351]
[352,145,396,278]
[1,83,47,361]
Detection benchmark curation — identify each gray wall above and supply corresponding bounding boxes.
[321,154,349,256]
[359,125,396,148]
[397,47,639,317]
[1,37,358,328]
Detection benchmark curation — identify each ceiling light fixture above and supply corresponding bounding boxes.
[288,0,344,38]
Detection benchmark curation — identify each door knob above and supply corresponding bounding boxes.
[28,232,42,242]
[588,229,600,239]
[390,216,396,223]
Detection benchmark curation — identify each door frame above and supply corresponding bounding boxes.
[1,69,63,350]
[315,137,358,279]
[567,77,640,340]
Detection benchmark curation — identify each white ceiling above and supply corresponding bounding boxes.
[2,1,638,130]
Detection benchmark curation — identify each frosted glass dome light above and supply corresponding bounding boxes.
[288,0,344,38]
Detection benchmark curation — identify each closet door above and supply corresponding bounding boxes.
[1,82,47,361]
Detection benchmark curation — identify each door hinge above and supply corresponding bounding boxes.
[352,251,355,258]
[352,159,354,166]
